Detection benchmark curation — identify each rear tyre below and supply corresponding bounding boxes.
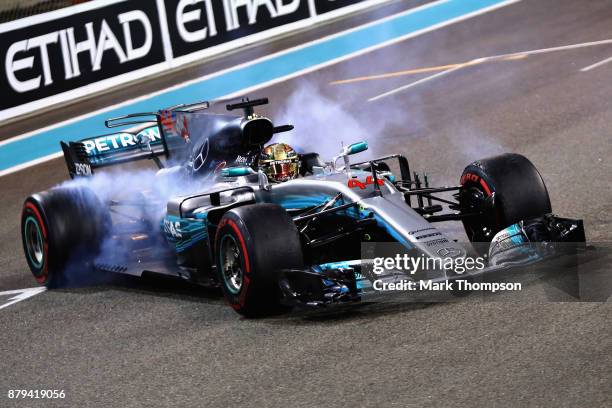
[215,204,303,317]
[21,187,110,288]
[459,153,551,243]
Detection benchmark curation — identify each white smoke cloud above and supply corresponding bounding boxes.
[268,77,509,186]
[270,80,388,160]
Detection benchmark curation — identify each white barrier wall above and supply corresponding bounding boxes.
[0,0,391,122]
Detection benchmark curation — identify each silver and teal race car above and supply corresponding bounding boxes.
[21,98,585,316]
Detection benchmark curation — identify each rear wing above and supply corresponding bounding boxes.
[61,101,209,178]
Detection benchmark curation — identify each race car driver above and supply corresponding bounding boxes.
[259,143,300,182]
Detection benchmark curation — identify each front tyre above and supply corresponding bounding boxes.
[459,153,551,242]
[215,204,304,317]
[21,187,110,287]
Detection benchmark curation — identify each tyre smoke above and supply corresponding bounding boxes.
[55,165,211,286]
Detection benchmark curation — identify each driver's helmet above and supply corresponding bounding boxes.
[259,143,299,183]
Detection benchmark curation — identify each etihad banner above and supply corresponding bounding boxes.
[164,0,311,58]
[0,0,389,122]
[0,0,166,114]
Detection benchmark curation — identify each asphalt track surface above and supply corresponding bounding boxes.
[1,0,611,407]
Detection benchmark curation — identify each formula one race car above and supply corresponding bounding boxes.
[21,98,585,316]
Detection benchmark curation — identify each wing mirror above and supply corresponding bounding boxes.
[333,141,368,172]
[344,141,368,155]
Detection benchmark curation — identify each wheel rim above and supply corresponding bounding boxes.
[220,235,243,294]
[24,216,44,268]
[462,186,496,242]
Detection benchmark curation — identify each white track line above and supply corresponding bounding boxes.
[580,55,612,72]
[0,152,64,178]
[490,38,612,59]
[368,63,468,101]
[0,0,523,178]
[0,287,46,310]
[367,38,612,101]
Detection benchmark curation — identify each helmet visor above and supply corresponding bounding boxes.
[264,159,299,182]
